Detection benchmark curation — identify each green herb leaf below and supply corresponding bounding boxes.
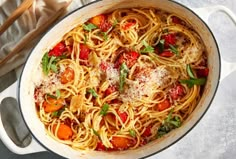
[56,90,61,99]
[186,64,195,79]
[157,39,165,53]
[102,32,108,41]
[42,53,49,75]
[83,23,98,32]
[179,78,206,88]
[52,106,66,117]
[169,44,179,55]
[129,129,136,137]
[50,63,58,73]
[84,34,88,44]
[46,93,57,99]
[92,129,100,137]
[119,63,129,92]
[100,103,109,116]
[88,88,98,98]
[141,40,154,54]
[157,109,182,138]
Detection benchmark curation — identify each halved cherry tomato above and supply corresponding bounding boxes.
[163,34,176,48]
[159,51,174,57]
[169,84,185,100]
[79,44,90,60]
[117,110,128,123]
[115,51,140,68]
[197,68,209,77]
[96,140,107,151]
[122,22,136,30]
[142,126,152,137]
[90,14,105,27]
[111,137,132,150]
[105,86,116,96]
[52,124,73,140]
[60,67,74,84]
[48,42,67,57]
[157,99,171,112]
[100,20,112,32]
[43,98,65,113]
[100,61,108,71]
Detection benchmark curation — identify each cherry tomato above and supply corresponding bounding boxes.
[100,20,112,32]
[142,126,152,137]
[163,34,176,48]
[105,86,116,96]
[79,44,90,60]
[157,99,171,112]
[52,124,73,140]
[100,61,108,71]
[115,51,140,68]
[122,22,136,30]
[43,98,65,113]
[48,42,66,57]
[111,137,132,150]
[60,67,75,84]
[169,84,185,100]
[197,68,209,77]
[89,14,105,27]
[159,51,174,57]
[96,140,107,151]
[117,110,128,123]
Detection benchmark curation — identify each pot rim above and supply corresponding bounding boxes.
[17,0,221,158]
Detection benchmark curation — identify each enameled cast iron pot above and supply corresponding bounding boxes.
[1,0,236,158]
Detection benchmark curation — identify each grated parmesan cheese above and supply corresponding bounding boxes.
[105,63,119,85]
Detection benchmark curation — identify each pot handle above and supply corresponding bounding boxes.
[193,5,236,80]
[0,81,46,154]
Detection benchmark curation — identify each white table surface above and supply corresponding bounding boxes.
[1,0,236,159]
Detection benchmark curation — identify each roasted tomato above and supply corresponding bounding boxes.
[117,110,128,123]
[159,51,174,57]
[52,124,73,140]
[197,68,209,77]
[96,140,107,151]
[89,14,112,32]
[60,67,75,84]
[156,99,171,112]
[105,86,116,96]
[48,42,67,57]
[169,84,185,100]
[163,34,176,48]
[115,51,140,68]
[43,98,65,113]
[100,61,109,71]
[142,126,152,137]
[122,22,136,30]
[111,137,133,150]
[79,44,91,60]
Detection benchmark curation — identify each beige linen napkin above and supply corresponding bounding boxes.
[0,0,93,77]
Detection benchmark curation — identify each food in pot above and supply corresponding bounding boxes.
[34,8,208,151]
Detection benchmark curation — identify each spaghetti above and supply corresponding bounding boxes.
[34,8,209,151]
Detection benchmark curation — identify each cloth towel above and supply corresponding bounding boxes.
[0,0,94,77]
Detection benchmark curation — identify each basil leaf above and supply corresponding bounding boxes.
[42,53,49,75]
[157,39,165,53]
[52,106,65,117]
[56,90,61,99]
[47,56,57,73]
[102,32,108,41]
[186,64,195,79]
[113,19,118,27]
[100,103,109,116]
[141,40,154,54]
[166,108,174,122]
[84,34,88,44]
[119,63,129,92]
[129,129,136,137]
[92,129,100,137]
[179,78,206,88]
[88,88,98,98]
[83,23,97,32]
[169,44,179,55]
[50,63,58,73]
[46,93,57,99]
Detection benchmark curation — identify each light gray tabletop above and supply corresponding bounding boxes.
[1,0,236,159]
